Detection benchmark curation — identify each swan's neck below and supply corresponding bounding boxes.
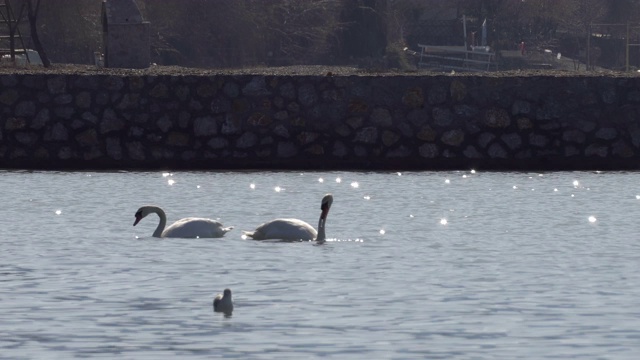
[316,210,328,242]
[148,206,167,238]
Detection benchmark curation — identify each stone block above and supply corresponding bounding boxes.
[207,137,229,149]
[5,117,27,130]
[0,89,19,105]
[387,145,411,158]
[419,143,439,158]
[44,123,69,142]
[106,138,123,160]
[487,143,508,158]
[194,116,218,136]
[15,101,36,117]
[402,87,424,108]
[277,141,298,158]
[585,144,608,157]
[433,107,453,127]
[47,76,67,94]
[305,144,324,155]
[354,127,378,144]
[15,132,38,146]
[370,108,392,127]
[417,126,436,142]
[332,141,348,157]
[126,142,146,161]
[280,82,296,100]
[428,85,447,105]
[562,130,586,144]
[441,130,464,146]
[382,130,400,147]
[100,109,125,133]
[501,133,522,150]
[595,128,617,140]
[298,83,318,107]
[463,145,483,158]
[243,76,271,96]
[297,132,320,145]
[166,132,190,147]
[450,80,467,102]
[236,132,258,148]
[483,108,511,128]
[76,129,99,147]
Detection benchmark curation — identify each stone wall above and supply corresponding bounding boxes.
[1,72,640,170]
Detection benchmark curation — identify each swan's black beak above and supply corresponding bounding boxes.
[133,212,142,226]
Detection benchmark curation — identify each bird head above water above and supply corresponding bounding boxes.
[133,206,154,226]
[213,288,234,314]
[320,193,333,219]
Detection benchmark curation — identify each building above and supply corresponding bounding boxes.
[101,0,150,69]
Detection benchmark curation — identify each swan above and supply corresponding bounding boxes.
[243,193,333,241]
[133,205,233,238]
[213,288,233,314]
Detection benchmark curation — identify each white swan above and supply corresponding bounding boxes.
[133,205,233,238]
[243,193,333,241]
[213,288,233,314]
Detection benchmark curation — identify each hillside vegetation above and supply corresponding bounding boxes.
[10,0,640,70]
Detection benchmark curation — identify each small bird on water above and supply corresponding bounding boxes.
[213,288,233,314]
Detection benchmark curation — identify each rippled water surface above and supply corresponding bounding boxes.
[1,170,640,359]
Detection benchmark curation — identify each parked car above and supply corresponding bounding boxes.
[1,49,43,65]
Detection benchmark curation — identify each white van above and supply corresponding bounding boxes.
[1,49,43,65]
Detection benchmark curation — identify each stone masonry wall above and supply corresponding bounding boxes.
[1,73,640,170]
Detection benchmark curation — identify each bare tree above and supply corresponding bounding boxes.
[555,0,608,33]
[24,0,50,67]
[139,0,344,67]
[38,0,101,64]
[259,0,344,65]
[5,0,628,69]
[553,0,608,69]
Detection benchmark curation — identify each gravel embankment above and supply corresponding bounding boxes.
[0,63,636,78]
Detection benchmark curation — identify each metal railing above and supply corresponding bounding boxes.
[418,44,497,72]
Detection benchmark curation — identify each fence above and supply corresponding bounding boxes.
[418,45,497,72]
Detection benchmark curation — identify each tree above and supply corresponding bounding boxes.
[554,0,608,33]
[553,0,608,69]
[24,0,51,67]
[338,0,387,59]
[259,0,344,65]
[37,0,101,64]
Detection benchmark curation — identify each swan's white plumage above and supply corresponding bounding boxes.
[243,194,333,241]
[243,218,317,241]
[161,217,232,238]
[134,205,233,238]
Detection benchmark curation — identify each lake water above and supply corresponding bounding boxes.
[1,170,639,359]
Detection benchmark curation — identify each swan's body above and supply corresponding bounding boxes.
[245,218,317,240]
[244,194,333,241]
[133,205,233,238]
[213,288,233,314]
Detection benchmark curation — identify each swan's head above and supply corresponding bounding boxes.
[223,288,232,298]
[320,193,333,219]
[133,206,152,226]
